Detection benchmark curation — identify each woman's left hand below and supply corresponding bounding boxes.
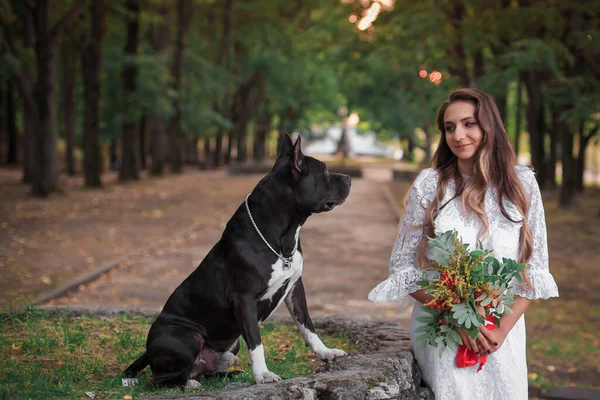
[476,326,507,356]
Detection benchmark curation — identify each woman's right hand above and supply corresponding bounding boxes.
[456,325,496,356]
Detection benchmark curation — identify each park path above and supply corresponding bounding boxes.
[47,173,412,325]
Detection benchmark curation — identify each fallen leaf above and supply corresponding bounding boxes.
[528,373,538,380]
[546,365,556,372]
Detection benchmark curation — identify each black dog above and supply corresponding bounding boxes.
[124,134,351,387]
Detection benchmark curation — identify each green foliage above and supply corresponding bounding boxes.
[416,230,526,354]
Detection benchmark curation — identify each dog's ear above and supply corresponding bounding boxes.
[291,135,305,177]
[278,133,294,158]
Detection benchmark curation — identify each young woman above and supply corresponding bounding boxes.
[369,88,558,399]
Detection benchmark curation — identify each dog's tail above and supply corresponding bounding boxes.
[124,352,150,377]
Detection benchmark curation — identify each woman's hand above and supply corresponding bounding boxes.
[456,325,506,356]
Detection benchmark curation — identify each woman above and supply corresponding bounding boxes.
[368,88,558,399]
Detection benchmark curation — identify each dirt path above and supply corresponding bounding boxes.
[45,176,411,324]
[0,168,258,304]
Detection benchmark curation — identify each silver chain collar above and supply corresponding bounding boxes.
[245,194,296,270]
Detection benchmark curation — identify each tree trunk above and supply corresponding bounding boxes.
[109,137,118,171]
[575,124,598,192]
[21,11,35,183]
[225,134,234,164]
[558,116,574,207]
[214,133,223,167]
[253,111,272,162]
[149,117,166,176]
[446,0,470,87]
[147,4,170,176]
[139,114,146,169]
[184,137,198,164]
[208,0,231,169]
[495,91,508,128]
[406,135,415,162]
[514,74,523,157]
[203,136,212,168]
[524,71,545,188]
[6,81,18,164]
[169,0,192,174]
[62,41,76,176]
[547,106,558,188]
[119,0,140,182]
[422,121,433,165]
[81,0,105,186]
[32,0,60,196]
[336,122,350,159]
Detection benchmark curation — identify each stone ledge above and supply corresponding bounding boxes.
[36,306,432,400]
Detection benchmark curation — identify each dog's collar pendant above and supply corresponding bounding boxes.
[245,194,296,270]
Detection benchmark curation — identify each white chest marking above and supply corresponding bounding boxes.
[259,227,303,319]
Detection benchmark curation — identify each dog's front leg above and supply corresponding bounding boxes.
[285,278,346,362]
[233,294,280,384]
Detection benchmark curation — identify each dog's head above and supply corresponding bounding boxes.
[276,134,351,214]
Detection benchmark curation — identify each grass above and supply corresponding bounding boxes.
[0,306,355,399]
[388,180,600,389]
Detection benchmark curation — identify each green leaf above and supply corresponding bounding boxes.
[416,334,429,342]
[415,316,434,323]
[465,317,472,329]
[421,307,442,316]
[468,327,479,340]
[449,329,462,345]
[471,250,483,259]
[415,325,432,333]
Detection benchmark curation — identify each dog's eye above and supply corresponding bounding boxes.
[324,170,329,178]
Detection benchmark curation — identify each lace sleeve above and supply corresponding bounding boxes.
[515,167,559,299]
[368,168,437,305]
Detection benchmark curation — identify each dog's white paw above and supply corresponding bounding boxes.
[317,348,347,362]
[254,371,281,384]
[185,379,202,389]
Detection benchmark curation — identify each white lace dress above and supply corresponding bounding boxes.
[369,166,559,400]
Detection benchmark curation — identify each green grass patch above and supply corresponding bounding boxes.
[0,307,355,399]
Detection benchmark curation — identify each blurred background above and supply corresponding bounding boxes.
[0,0,599,393]
[0,0,598,199]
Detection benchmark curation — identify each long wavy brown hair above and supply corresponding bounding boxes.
[413,88,532,281]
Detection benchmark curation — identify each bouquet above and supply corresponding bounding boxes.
[415,230,525,370]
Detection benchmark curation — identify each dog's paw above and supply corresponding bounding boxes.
[185,379,202,389]
[254,371,281,384]
[317,348,347,362]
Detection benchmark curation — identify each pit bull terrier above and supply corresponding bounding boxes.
[124,134,351,387]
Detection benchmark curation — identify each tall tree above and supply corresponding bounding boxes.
[168,0,193,174]
[2,0,84,195]
[147,3,170,176]
[61,39,76,176]
[5,81,17,164]
[81,0,106,186]
[119,0,140,182]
